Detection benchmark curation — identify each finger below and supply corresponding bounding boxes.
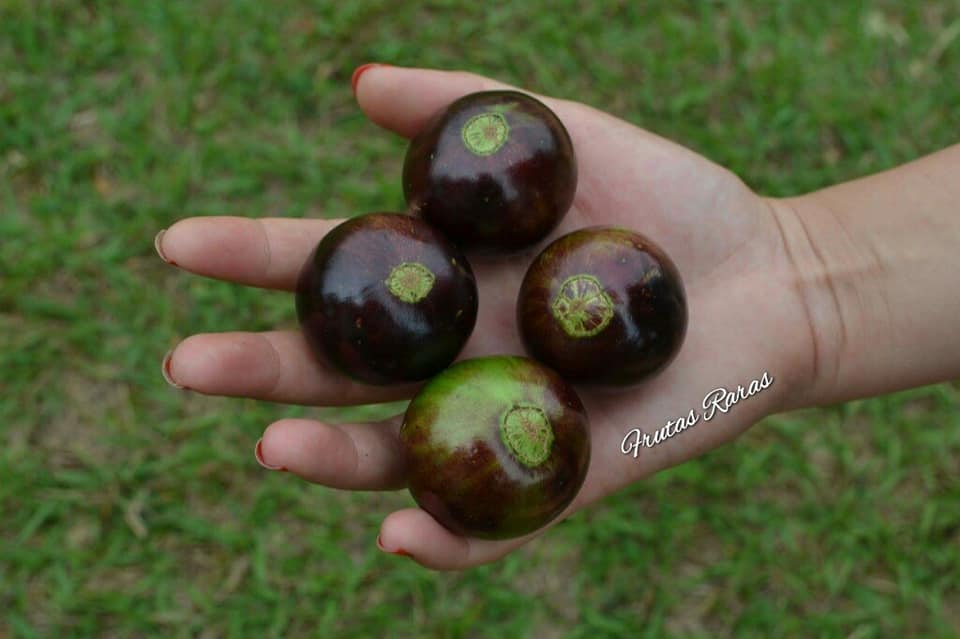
[355,66,543,139]
[164,330,417,405]
[350,66,695,233]
[157,216,341,290]
[258,417,407,490]
[352,66,730,250]
[377,508,530,570]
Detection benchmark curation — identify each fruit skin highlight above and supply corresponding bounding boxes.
[402,90,577,253]
[400,356,590,540]
[295,212,478,385]
[517,226,687,386]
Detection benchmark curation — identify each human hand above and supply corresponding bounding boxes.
[157,67,811,569]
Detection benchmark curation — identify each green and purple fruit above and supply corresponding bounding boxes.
[402,90,577,253]
[517,226,687,385]
[400,356,590,540]
[295,212,478,385]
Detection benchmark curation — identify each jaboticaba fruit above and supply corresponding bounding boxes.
[400,356,590,540]
[295,212,478,385]
[517,226,687,385]
[402,90,577,253]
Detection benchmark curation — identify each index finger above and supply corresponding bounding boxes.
[156,216,340,290]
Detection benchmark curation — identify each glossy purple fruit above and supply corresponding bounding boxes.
[295,212,478,385]
[517,226,687,385]
[402,90,577,253]
[400,356,590,540]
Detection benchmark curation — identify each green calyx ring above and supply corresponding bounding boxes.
[500,405,554,468]
[551,273,615,338]
[385,262,435,303]
[461,112,510,156]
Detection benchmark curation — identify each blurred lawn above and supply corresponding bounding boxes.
[2,1,960,637]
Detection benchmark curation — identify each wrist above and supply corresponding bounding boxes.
[764,193,863,409]
[766,151,960,408]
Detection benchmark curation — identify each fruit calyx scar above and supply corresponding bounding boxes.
[385,262,436,303]
[500,404,554,467]
[461,112,510,156]
[551,273,614,338]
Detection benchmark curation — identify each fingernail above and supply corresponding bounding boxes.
[161,349,188,390]
[154,229,176,265]
[376,534,413,558]
[351,63,387,97]
[255,438,287,472]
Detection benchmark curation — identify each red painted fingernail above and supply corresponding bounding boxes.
[161,349,188,390]
[154,229,176,265]
[255,438,287,472]
[376,534,413,557]
[351,63,386,96]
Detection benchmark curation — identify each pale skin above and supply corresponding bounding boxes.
[156,67,960,570]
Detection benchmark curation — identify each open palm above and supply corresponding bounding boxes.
[159,67,809,569]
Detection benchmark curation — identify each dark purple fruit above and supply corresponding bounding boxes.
[517,227,687,386]
[400,356,590,540]
[295,212,478,385]
[402,90,577,253]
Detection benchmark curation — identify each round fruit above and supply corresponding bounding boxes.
[517,226,687,385]
[295,212,478,385]
[402,90,577,253]
[400,356,590,540]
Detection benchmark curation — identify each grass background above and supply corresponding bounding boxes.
[2,1,960,637]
